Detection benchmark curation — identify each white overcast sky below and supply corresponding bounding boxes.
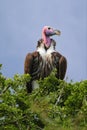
[0,0,87,82]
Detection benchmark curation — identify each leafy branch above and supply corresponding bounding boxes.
[0,66,87,129]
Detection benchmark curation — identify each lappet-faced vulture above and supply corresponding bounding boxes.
[24,26,67,93]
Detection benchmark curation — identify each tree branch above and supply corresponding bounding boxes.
[0,85,10,96]
[55,85,64,106]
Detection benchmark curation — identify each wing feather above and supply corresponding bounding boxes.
[52,52,67,80]
[24,51,40,93]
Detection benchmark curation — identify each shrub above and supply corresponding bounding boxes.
[0,65,87,130]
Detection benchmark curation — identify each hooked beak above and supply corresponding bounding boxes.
[54,30,61,36]
[45,29,61,36]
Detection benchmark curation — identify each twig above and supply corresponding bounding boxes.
[27,125,30,130]
[55,85,64,106]
[0,85,10,96]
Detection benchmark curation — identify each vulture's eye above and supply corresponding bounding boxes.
[48,27,51,30]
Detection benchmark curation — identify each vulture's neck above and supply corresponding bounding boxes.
[37,39,56,56]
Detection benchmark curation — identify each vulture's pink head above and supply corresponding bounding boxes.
[42,26,61,48]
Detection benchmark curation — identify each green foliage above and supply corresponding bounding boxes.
[0,67,87,130]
